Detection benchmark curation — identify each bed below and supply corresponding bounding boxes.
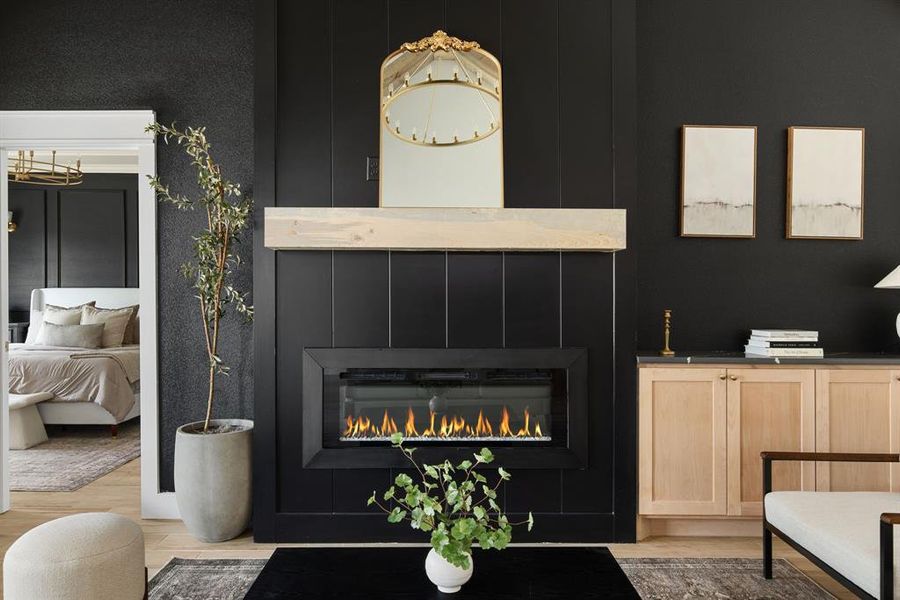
[8,288,141,434]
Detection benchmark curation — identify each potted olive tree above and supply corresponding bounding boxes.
[147,123,254,542]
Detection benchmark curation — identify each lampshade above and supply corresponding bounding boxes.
[875,265,900,289]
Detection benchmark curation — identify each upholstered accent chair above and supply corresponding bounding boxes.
[762,452,900,599]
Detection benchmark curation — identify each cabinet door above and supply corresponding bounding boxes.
[726,368,815,516]
[639,367,727,515]
[815,369,900,492]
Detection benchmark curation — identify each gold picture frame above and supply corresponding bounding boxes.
[786,126,865,240]
[680,124,758,239]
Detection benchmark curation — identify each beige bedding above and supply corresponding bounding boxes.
[8,343,139,421]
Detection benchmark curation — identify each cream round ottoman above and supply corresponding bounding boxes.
[3,513,146,600]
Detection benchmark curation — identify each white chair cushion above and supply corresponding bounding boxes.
[3,512,145,600]
[766,491,900,597]
[9,392,53,410]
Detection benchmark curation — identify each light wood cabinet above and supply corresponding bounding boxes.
[726,369,815,516]
[815,369,900,492]
[639,364,898,523]
[638,368,727,515]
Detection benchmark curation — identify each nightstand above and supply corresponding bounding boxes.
[8,322,28,344]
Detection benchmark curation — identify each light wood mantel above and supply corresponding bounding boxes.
[264,207,626,252]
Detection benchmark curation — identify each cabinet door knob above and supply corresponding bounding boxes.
[718,374,727,380]
[729,375,738,381]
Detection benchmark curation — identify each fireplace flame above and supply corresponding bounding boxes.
[342,405,547,440]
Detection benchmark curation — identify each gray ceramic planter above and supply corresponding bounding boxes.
[174,419,253,543]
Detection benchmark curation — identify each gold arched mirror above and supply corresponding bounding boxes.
[379,31,503,207]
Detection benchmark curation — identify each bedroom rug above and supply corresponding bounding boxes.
[148,556,834,599]
[10,420,140,491]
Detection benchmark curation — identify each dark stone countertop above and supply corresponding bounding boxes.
[636,351,900,365]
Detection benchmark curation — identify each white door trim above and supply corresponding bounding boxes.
[0,110,178,519]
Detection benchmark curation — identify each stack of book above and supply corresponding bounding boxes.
[745,329,823,358]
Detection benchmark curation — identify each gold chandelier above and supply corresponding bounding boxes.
[8,150,83,186]
[380,30,502,147]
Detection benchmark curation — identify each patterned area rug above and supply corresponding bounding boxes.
[10,420,140,491]
[149,557,834,599]
[149,558,267,600]
[618,558,835,599]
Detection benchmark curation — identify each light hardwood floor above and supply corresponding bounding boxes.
[0,458,851,598]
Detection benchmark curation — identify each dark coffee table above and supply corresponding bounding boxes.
[244,547,640,599]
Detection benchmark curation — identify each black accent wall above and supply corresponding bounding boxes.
[0,0,254,491]
[8,174,139,323]
[254,0,637,542]
[636,0,900,353]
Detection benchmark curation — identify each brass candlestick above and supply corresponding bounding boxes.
[660,309,675,356]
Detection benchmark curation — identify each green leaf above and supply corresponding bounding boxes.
[456,459,473,470]
[527,511,535,532]
[424,465,439,479]
[394,473,413,488]
[482,485,497,500]
[488,498,501,512]
[475,448,494,463]
[387,507,407,523]
[497,467,511,481]
[473,506,486,520]
[367,492,376,507]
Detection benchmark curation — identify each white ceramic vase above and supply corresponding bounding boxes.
[425,548,473,593]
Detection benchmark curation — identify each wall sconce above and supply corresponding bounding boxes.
[7,211,17,233]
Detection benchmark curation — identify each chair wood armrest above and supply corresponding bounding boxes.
[762,453,900,506]
[881,513,900,598]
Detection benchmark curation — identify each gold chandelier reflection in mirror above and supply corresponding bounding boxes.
[381,30,501,147]
[8,150,83,186]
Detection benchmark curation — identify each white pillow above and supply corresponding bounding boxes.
[25,301,96,345]
[35,323,105,348]
[81,305,133,348]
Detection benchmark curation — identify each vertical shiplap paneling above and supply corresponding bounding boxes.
[390,252,446,347]
[611,0,638,541]
[501,0,559,208]
[382,0,448,492]
[333,253,390,347]
[7,188,46,317]
[387,0,444,46]
[498,0,563,515]
[446,252,503,348]
[58,189,126,286]
[333,0,386,208]
[275,0,335,512]
[277,252,334,512]
[384,0,447,347]
[559,0,616,514]
[503,253,561,514]
[444,0,504,351]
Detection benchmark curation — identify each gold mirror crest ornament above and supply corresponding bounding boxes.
[400,30,481,53]
[381,30,502,148]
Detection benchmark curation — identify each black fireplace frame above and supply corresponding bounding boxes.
[302,348,590,469]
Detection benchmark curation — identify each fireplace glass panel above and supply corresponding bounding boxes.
[329,368,567,445]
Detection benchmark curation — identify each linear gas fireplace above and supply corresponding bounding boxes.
[302,348,588,469]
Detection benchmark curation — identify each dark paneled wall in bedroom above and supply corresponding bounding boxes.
[0,0,254,490]
[254,0,637,542]
[637,0,900,353]
[8,174,139,323]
